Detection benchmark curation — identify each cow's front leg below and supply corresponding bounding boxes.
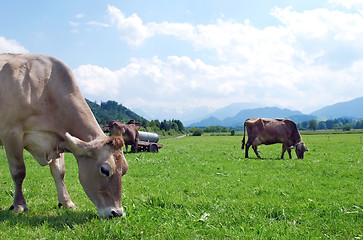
[125,144,129,154]
[281,145,286,159]
[252,145,261,158]
[4,139,28,211]
[282,144,292,159]
[49,154,76,209]
[287,148,292,159]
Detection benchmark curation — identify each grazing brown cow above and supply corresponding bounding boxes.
[0,54,128,218]
[109,120,139,153]
[241,118,308,159]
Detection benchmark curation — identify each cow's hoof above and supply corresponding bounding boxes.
[9,204,28,212]
[58,202,77,209]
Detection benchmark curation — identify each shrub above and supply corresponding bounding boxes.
[192,128,203,136]
[342,124,351,131]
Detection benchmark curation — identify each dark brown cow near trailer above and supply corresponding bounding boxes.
[241,118,308,159]
[109,120,139,153]
[0,54,128,218]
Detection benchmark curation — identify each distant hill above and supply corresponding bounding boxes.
[85,99,147,126]
[205,102,265,121]
[222,107,308,127]
[310,96,363,119]
[190,116,223,127]
[190,107,314,127]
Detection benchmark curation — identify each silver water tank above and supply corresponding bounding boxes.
[138,131,160,143]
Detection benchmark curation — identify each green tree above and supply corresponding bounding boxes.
[188,127,197,134]
[192,128,203,136]
[318,121,327,130]
[342,124,351,131]
[204,126,216,133]
[308,119,318,131]
[355,119,363,129]
[174,120,185,132]
[171,122,179,132]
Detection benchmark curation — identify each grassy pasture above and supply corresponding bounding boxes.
[0,134,362,239]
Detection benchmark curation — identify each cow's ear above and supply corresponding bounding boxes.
[65,132,94,157]
[105,136,124,150]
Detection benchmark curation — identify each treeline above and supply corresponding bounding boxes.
[142,119,186,136]
[85,99,187,136]
[188,126,230,136]
[298,118,363,131]
[187,118,363,136]
[86,99,148,126]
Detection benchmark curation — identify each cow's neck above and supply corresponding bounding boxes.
[67,109,105,142]
[293,134,302,145]
[55,95,105,143]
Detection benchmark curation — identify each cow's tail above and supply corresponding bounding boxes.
[241,121,246,149]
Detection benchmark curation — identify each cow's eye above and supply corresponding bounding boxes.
[100,166,111,177]
[100,162,114,177]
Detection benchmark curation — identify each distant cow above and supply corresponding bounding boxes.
[0,54,128,218]
[127,119,139,125]
[109,120,139,153]
[241,118,308,159]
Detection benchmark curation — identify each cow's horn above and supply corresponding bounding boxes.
[65,132,93,156]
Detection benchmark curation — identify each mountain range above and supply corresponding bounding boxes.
[87,96,363,128]
[187,96,363,127]
[310,97,363,119]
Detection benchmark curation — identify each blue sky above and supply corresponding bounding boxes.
[1,0,363,120]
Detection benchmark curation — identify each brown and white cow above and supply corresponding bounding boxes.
[0,54,128,218]
[241,118,308,159]
[109,120,139,153]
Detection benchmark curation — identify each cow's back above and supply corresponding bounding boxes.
[0,54,103,159]
[245,118,294,144]
[1,54,72,126]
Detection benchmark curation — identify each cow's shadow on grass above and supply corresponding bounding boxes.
[0,208,100,230]
[243,156,288,160]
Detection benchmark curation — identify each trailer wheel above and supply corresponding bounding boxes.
[149,144,158,153]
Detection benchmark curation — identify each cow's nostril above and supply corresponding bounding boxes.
[111,210,120,218]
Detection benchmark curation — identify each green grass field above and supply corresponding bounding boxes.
[0,133,362,239]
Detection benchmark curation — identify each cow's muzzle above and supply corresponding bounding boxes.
[98,206,124,218]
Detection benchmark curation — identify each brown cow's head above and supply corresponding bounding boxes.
[65,133,128,218]
[294,142,309,159]
[109,121,125,136]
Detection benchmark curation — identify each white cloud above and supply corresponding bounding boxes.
[76,13,84,19]
[84,5,363,115]
[73,64,121,97]
[69,21,79,27]
[0,36,28,53]
[329,0,363,9]
[107,5,363,65]
[107,5,154,46]
[271,6,363,41]
[75,51,363,115]
[86,21,110,27]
